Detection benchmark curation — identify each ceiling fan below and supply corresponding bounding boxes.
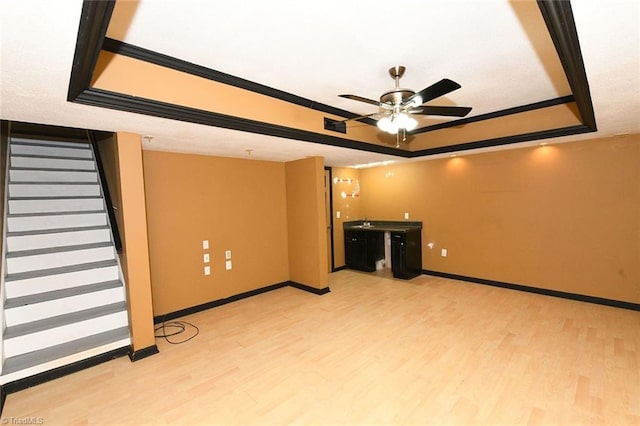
[337,66,472,138]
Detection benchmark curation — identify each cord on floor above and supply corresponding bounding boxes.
[154,320,199,344]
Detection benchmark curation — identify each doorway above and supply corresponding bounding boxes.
[324,167,334,272]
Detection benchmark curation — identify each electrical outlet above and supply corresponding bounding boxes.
[441,248,447,257]
[336,211,341,219]
[204,266,211,275]
[225,260,232,270]
[225,250,232,260]
[404,212,409,219]
[203,253,210,263]
[202,240,209,250]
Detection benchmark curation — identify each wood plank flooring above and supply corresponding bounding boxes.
[3,270,639,425]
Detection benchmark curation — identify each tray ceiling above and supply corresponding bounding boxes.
[1,0,638,166]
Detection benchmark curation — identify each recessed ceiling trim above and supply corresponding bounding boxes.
[75,88,408,157]
[101,37,378,127]
[67,0,597,160]
[537,0,597,131]
[67,0,115,101]
[413,95,575,134]
[409,124,592,157]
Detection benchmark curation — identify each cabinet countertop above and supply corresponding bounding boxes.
[343,220,422,233]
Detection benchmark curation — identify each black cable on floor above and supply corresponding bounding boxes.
[154,320,199,344]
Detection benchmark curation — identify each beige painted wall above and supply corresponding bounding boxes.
[357,135,640,303]
[331,167,362,268]
[143,150,290,316]
[285,157,329,289]
[95,134,124,244]
[112,132,156,351]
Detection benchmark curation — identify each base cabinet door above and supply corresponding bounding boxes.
[344,230,383,272]
[345,231,369,271]
[390,230,422,279]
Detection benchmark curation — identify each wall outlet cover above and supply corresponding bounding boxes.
[225,250,232,260]
[203,253,210,263]
[441,248,448,257]
[202,240,209,250]
[204,266,211,275]
[225,260,232,270]
[404,212,409,219]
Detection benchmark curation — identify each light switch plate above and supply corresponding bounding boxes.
[203,253,210,263]
[225,260,232,270]
[404,212,409,219]
[202,240,209,250]
[204,266,211,275]
[225,250,232,260]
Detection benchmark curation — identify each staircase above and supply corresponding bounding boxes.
[1,136,131,385]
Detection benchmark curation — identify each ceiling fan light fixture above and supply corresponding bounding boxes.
[396,113,418,131]
[340,66,471,138]
[409,95,423,108]
[377,116,398,134]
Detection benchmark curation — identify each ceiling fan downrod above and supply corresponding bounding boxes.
[389,66,406,89]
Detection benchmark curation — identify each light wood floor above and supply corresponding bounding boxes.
[3,270,639,425]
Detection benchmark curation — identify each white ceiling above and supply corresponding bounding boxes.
[1,0,639,167]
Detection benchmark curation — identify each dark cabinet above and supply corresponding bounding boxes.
[391,230,422,279]
[344,230,383,272]
[343,221,422,279]
[344,230,369,271]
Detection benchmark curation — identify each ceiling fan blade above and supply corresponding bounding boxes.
[338,94,381,107]
[404,78,461,106]
[412,105,472,117]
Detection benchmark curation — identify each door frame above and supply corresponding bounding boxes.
[324,166,335,272]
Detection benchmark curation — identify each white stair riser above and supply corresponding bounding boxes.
[11,144,92,159]
[5,266,120,298]
[4,311,129,357]
[10,169,98,183]
[5,288,125,326]
[0,338,131,385]
[7,212,107,232]
[7,228,111,252]
[9,198,104,214]
[9,183,100,198]
[7,247,115,274]
[10,138,90,149]
[11,156,95,170]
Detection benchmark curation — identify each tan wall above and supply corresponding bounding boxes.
[143,150,290,316]
[95,134,124,248]
[285,157,329,289]
[358,135,640,303]
[113,132,156,351]
[330,167,362,268]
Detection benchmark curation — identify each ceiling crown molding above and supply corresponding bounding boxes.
[67,0,596,159]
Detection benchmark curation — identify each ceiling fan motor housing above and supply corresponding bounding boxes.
[380,89,416,106]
